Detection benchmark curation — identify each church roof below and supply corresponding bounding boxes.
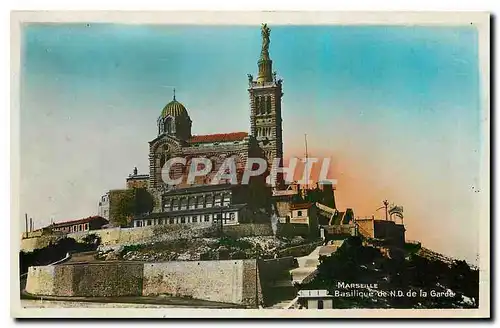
[188,132,248,144]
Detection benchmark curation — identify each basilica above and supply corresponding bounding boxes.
[112,24,286,227]
[148,23,284,193]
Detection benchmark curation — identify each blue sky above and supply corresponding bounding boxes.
[20,23,483,263]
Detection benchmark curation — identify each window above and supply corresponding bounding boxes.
[158,219,163,225]
[169,218,175,224]
[204,215,210,222]
[180,198,188,210]
[85,223,89,230]
[230,213,235,220]
[206,195,213,208]
[189,197,196,209]
[214,194,222,207]
[223,194,231,206]
[165,117,173,134]
[180,217,186,224]
[192,216,197,223]
[172,199,179,210]
[317,300,324,309]
[196,196,204,208]
[147,220,152,226]
[297,210,303,217]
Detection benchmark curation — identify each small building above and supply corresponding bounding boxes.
[97,192,110,220]
[297,289,334,309]
[126,167,149,189]
[280,202,318,227]
[134,203,248,227]
[356,216,406,246]
[49,216,109,234]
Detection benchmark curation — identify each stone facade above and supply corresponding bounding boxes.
[132,184,270,228]
[248,24,284,170]
[97,193,110,220]
[147,25,283,198]
[126,174,149,190]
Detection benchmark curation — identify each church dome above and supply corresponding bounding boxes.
[161,98,189,119]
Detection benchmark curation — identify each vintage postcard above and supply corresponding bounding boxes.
[11,11,490,318]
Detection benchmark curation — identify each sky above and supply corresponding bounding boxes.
[19,23,484,263]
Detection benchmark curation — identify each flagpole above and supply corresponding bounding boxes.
[304,134,308,190]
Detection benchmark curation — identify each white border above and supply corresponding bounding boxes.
[9,10,491,319]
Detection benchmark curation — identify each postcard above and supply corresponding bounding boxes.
[11,11,490,319]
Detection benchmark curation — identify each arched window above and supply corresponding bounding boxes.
[267,96,272,113]
[255,97,261,115]
[159,119,163,134]
[165,117,173,134]
[160,154,166,169]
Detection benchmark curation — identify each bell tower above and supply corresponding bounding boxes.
[248,24,284,170]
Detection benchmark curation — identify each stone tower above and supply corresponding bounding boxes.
[248,24,284,171]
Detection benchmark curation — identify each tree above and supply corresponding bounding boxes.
[110,188,155,227]
[110,190,135,227]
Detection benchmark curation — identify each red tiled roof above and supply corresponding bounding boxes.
[51,216,107,228]
[188,132,248,144]
[290,203,314,210]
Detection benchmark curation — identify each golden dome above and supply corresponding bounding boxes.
[161,98,189,118]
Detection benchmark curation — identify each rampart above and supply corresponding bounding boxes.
[21,223,276,252]
[25,259,275,306]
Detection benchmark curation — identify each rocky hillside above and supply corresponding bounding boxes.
[302,236,479,309]
[97,235,317,262]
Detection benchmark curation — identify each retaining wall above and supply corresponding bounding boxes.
[223,223,273,238]
[21,223,275,252]
[25,259,272,306]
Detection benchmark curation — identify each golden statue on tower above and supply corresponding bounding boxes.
[261,23,271,57]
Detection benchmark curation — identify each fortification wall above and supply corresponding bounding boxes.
[276,223,311,238]
[25,263,144,297]
[223,223,273,238]
[68,223,216,247]
[20,235,62,252]
[25,258,290,306]
[21,223,273,253]
[25,266,55,295]
[142,260,247,304]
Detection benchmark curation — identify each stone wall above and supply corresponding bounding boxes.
[68,223,216,247]
[143,260,253,304]
[20,223,273,252]
[223,223,273,238]
[25,265,55,295]
[276,223,311,238]
[20,235,62,252]
[356,219,374,238]
[25,263,144,297]
[277,241,323,258]
[25,258,295,307]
